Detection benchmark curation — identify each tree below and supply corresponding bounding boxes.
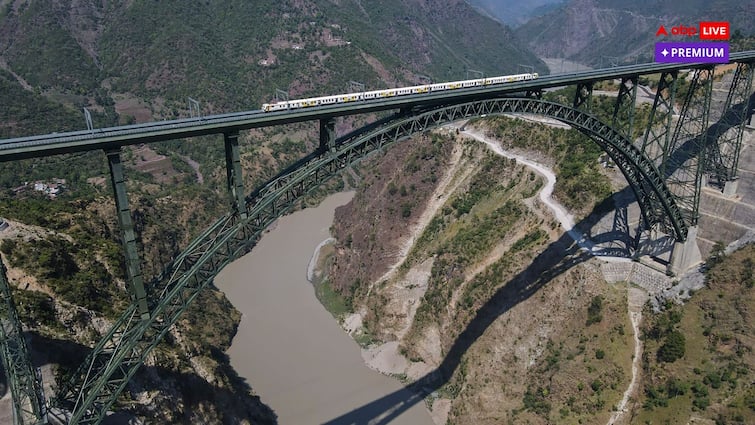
[658,330,686,362]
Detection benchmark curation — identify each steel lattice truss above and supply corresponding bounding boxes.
[0,260,46,425]
[3,58,752,423]
[46,97,692,424]
[665,67,714,227]
[706,62,754,185]
[612,76,638,139]
[638,71,679,234]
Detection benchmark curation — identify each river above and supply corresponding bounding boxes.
[214,192,435,425]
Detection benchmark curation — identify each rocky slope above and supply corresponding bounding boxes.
[467,0,563,27]
[515,0,755,66]
[323,120,639,424]
[0,0,545,132]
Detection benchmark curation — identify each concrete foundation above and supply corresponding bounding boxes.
[668,226,703,276]
[723,179,739,197]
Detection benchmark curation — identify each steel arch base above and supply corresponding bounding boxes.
[52,97,686,424]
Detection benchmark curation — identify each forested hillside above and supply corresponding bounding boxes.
[0,0,544,134]
[515,0,755,66]
[0,0,545,422]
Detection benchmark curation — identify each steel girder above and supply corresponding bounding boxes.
[335,98,687,241]
[639,71,678,233]
[106,149,150,321]
[642,71,678,164]
[705,62,754,185]
[224,132,247,218]
[51,97,687,424]
[612,76,638,139]
[666,67,714,226]
[0,259,47,425]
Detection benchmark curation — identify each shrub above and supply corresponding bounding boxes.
[658,330,686,363]
[665,378,688,397]
[586,295,603,325]
[523,386,551,416]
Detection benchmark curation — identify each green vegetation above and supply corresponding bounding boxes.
[637,245,754,424]
[0,69,105,139]
[406,150,545,335]
[481,115,613,214]
[523,386,552,415]
[506,285,633,424]
[657,330,686,363]
[1,234,126,315]
[12,289,59,330]
[586,295,604,326]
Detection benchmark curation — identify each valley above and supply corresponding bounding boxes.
[0,1,753,424]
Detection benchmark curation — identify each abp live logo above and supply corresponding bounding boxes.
[655,22,730,40]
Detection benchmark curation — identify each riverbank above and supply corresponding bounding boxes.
[214,192,434,425]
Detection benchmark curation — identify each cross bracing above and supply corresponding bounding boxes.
[54,98,692,423]
[0,52,753,424]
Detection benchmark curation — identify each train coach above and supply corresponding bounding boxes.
[261,72,538,112]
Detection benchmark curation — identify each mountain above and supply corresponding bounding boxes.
[0,1,547,422]
[466,0,564,27]
[515,0,755,66]
[0,0,546,136]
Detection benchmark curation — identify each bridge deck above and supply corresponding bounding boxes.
[1,50,753,162]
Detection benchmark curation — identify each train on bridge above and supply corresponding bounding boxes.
[261,72,539,112]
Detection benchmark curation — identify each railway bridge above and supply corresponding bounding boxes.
[1,51,754,424]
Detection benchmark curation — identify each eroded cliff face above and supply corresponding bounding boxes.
[325,125,634,424]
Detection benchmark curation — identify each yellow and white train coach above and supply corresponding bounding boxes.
[261,72,539,112]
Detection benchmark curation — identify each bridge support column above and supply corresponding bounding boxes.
[641,71,678,168]
[612,76,637,138]
[319,118,336,152]
[706,62,754,190]
[106,148,150,320]
[224,132,247,218]
[666,67,713,226]
[668,226,702,276]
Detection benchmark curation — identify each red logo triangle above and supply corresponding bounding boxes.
[656,25,668,36]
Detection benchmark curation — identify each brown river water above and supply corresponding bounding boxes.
[215,192,434,425]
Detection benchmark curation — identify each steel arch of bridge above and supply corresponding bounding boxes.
[49,96,688,424]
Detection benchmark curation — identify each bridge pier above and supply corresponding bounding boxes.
[319,117,336,152]
[668,226,702,276]
[612,76,637,138]
[224,132,247,218]
[705,62,753,193]
[641,71,678,167]
[106,148,150,320]
[723,179,739,197]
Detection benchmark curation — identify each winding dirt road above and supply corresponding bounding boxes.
[461,127,643,425]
